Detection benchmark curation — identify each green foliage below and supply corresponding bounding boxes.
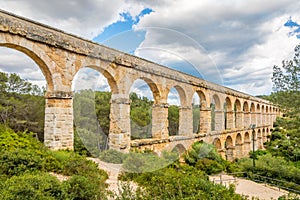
[271,44,300,116]
[0,125,109,200]
[193,104,200,133]
[168,105,179,135]
[265,117,300,162]
[0,173,63,200]
[0,72,45,138]
[238,154,300,191]
[130,92,153,139]
[123,164,245,200]
[99,149,127,164]
[62,175,107,200]
[122,151,176,173]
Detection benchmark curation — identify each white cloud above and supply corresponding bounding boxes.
[1,0,300,96]
[132,0,300,95]
[0,0,129,39]
[72,68,110,92]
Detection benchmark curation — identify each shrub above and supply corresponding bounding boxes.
[62,175,107,200]
[195,158,223,175]
[98,149,127,164]
[0,173,63,200]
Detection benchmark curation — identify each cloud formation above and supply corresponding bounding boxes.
[0,0,300,96]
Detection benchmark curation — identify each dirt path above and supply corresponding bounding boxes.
[209,174,288,200]
[88,158,123,192]
[89,158,290,200]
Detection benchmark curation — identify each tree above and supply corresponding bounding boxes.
[0,72,45,136]
[271,44,300,116]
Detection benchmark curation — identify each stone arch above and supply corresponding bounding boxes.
[0,42,54,92]
[212,94,221,110]
[256,104,261,126]
[210,94,222,131]
[129,78,158,140]
[244,132,250,142]
[81,65,119,94]
[167,85,191,136]
[213,138,222,150]
[167,85,187,106]
[266,106,269,125]
[225,135,233,148]
[225,136,234,161]
[236,133,242,145]
[137,77,160,104]
[192,92,201,134]
[257,129,263,149]
[244,132,251,156]
[235,133,243,158]
[172,143,187,155]
[250,102,256,125]
[234,99,242,128]
[196,90,207,109]
[224,97,233,130]
[243,101,250,128]
[263,128,267,143]
[261,105,265,125]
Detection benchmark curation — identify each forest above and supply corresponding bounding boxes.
[0,44,299,199]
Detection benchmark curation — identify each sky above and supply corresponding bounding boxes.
[1,0,300,100]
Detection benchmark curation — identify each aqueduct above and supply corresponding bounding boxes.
[0,10,280,160]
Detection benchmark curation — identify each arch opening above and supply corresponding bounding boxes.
[0,46,48,140]
[192,92,200,133]
[211,94,221,131]
[224,97,232,130]
[167,87,181,136]
[72,67,113,154]
[243,101,250,128]
[234,99,242,128]
[129,79,155,140]
[225,136,234,161]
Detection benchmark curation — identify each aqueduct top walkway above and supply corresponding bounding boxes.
[0,10,280,160]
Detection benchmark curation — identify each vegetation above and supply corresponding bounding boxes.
[236,43,300,195]
[0,125,108,199]
[0,72,45,139]
[130,92,153,139]
[168,105,179,135]
[118,142,246,199]
[268,44,300,117]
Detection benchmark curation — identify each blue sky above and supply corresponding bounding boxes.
[0,0,300,97]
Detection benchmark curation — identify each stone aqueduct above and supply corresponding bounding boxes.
[0,10,280,160]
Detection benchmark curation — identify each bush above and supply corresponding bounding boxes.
[98,149,127,164]
[0,173,63,200]
[62,175,107,200]
[128,165,245,199]
[195,158,223,175]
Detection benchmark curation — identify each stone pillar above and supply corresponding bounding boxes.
[235,111,244,129]
[243,141,251,157]
[225,146,235,161]
[256,112,262,127]
[262,113,266,126]
[108,96,131,151]
[257,136,263,149]
[251,112,256,126]
[215,110,224,131]
[199,108,211,134]
[244,112,250,128]
[179,106,193,136]
[226,111,234,130]
[152,103,169,139]
[44,92,73,150]
[235,143,243,159]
